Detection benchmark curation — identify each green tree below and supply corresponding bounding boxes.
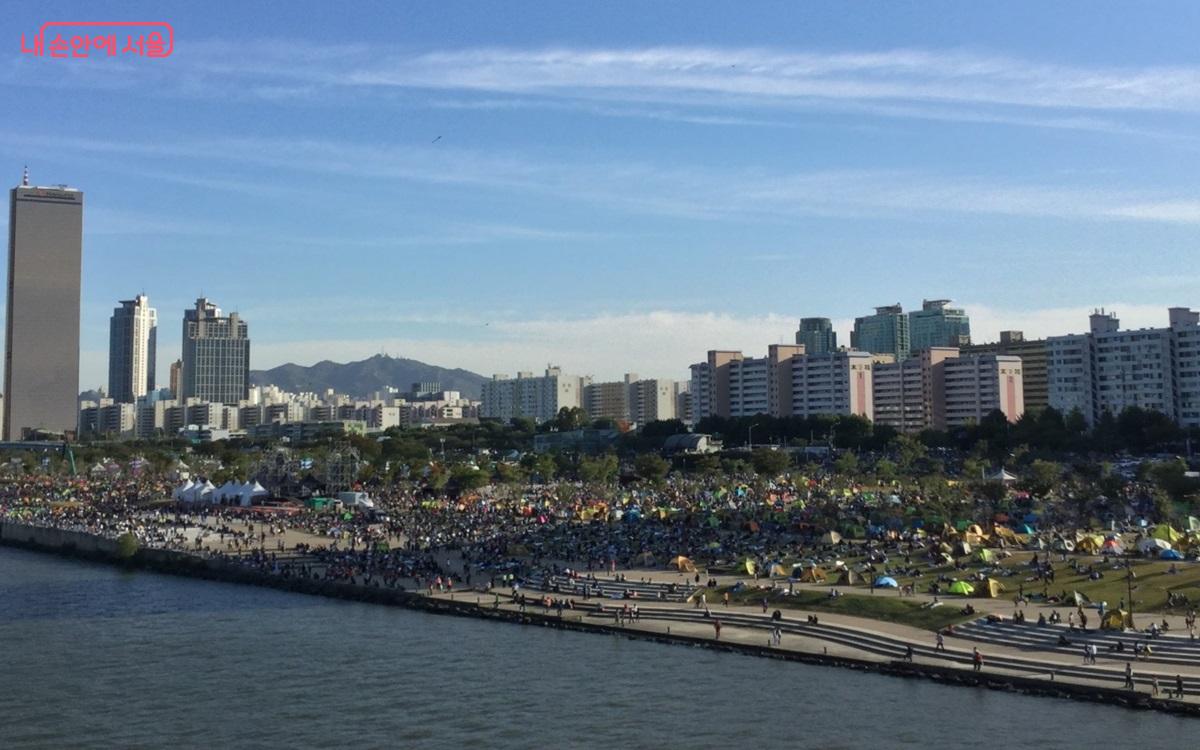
[579,454,619,484]
[1022,459,1063,498]
[115,532,139,560]
[553,407,590,432]
[750,448,791,476]
[634,453,670,482]
[833,451,859,475]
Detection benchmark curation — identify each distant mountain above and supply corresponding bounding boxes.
[250,354,487,399]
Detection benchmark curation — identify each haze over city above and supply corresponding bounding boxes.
[5,2,1200,387]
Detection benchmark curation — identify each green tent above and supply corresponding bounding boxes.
[975,548,993,563]
[948,580,975,595]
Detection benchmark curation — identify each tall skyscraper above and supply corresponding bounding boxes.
[169,359,182,398]
[908,299,971,353]
[851,304,909,360]
[108,295,157,403]
[4,171,83,440]
[180,298,250,405]
[795,317,837,354]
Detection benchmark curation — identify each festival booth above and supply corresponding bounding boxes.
[172,480,196,502]
[239,481,269,507]
[217,481,242,504]
[196,480,216,503]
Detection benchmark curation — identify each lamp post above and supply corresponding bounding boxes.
[748,424,755,450]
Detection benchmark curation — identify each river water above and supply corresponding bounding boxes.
[0,547,1189,748]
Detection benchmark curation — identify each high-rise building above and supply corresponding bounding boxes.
[908,299,971,353]
[851,304,909,360]
[4,172,83,440]
[795,317,837,354]
[690,347,873,421]
[873,347,1024,432]
[169,359,182,399]
[108,294,157,404]
[480,366,590,423]
[1048,308,1200,426]
[961,330,1048,413]
[180,298,250,405]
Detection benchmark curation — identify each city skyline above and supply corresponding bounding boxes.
[3,3,1200,387]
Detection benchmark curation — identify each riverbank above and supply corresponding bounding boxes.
[2,520,1196,718]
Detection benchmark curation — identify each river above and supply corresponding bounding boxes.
[0,547,1189,748]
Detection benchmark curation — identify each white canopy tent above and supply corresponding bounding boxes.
[240,481,268,507]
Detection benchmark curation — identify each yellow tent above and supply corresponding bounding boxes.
[993,527,1019,543]
[668,555,697,572]
[769,563,789,578]
[799,566,827,583]
[1101,609,1134,631]
[1076,535,1104,554]
[985,578,1005,598]
[742,559,758,576]
[1152,524,1184,543]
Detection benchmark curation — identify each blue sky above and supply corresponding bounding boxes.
[4,1,1200,389]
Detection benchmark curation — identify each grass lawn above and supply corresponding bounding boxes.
[710,583,973,631]
[1038,558,1200,613]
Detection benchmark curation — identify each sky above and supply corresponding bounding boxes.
[4,1,1200,390]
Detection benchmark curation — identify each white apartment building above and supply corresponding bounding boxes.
[936,354,1024,429]
[1048,308,1200,426]
[481,366,590,423]
[789,351,874,419]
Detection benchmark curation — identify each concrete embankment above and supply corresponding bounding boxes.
[2,520,1197,718]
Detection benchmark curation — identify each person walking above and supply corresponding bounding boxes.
[1176,674,1185,699]
[935,632,945,652]
[1124,663,1135,690]
[713,619,722,640]
[972,647,983,673]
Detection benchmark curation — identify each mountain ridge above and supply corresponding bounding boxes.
[249,354,487,399]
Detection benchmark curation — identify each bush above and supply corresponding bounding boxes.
[116,532,140,560]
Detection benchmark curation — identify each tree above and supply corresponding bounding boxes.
[874,458,898,484]
[890,434,927,473]
[494,462,526,485]
[750,448,791,476]
[1149,459,1200,502]
[579,454,619,484]
[634,453,670,482]
[450,465,489,494]
[553,407,590,432]
[1022,459,1062,498]
[641,419,686,438]
[833,451,859,475]
[115,532,139,560]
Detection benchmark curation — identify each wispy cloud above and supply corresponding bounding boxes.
[6,130,1200,227]
[11,42,1200,134]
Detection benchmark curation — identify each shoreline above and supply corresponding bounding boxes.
[2,520,1196,718]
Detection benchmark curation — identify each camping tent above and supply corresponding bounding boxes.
[634,551,656,567]
[1101,609,1134,631]
[1152,524,1184,543]
[985,578,1005,598]
[975,548,993,563]
[874,576,899,588]
[797,566,826,583]
[1076,535,1104,555]
[769,563,789,578]
[821,531,843,545]
[741,559,758,576]
[948,581,975,595]
[1138,537,1172,553]
[1161,549,1184,560]
[954,541,972,556]
[987,468,1018,484]
[1101,538,1125,555]
[836,569,860,585]
[668,556,697,573]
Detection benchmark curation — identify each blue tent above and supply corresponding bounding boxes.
[874,576,899,588]
[1161,549,1184,560]
[1018,524,1035,535]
